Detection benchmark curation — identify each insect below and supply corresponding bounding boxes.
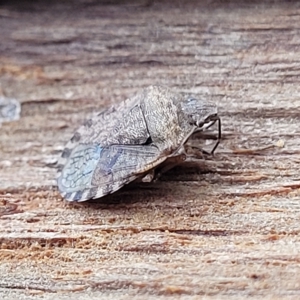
[57,85,221,202]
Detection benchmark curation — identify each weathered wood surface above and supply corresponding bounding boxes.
[0,1,300,299]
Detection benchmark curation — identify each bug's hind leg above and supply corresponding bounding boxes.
[153,154,186,180]
[141,169,155,182]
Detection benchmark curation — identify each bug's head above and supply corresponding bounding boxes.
[181,97,221,154]
[181,97,218,130]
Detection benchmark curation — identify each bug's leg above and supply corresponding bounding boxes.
[183,144,209,159]
[154,154,186,180]
[189,117,222,159]
[141,170,155,182]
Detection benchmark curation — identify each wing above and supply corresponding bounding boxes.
[57,93,151,185]
[69,91,150,147]
[57,143,167,202]
[57,93,152,201]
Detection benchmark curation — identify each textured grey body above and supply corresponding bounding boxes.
[57,85,218,201]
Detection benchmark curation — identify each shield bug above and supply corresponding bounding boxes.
[57,85,221,201]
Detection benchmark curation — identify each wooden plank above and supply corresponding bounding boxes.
[0,1,300,299]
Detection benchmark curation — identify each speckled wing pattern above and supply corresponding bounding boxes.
[57,144,164,201]
[57,85,219,201]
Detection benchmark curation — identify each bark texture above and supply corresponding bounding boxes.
[0,1,300,299]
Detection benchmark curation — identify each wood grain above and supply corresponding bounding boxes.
[0,1,300,299]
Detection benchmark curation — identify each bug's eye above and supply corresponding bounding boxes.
[204,114,218,123]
